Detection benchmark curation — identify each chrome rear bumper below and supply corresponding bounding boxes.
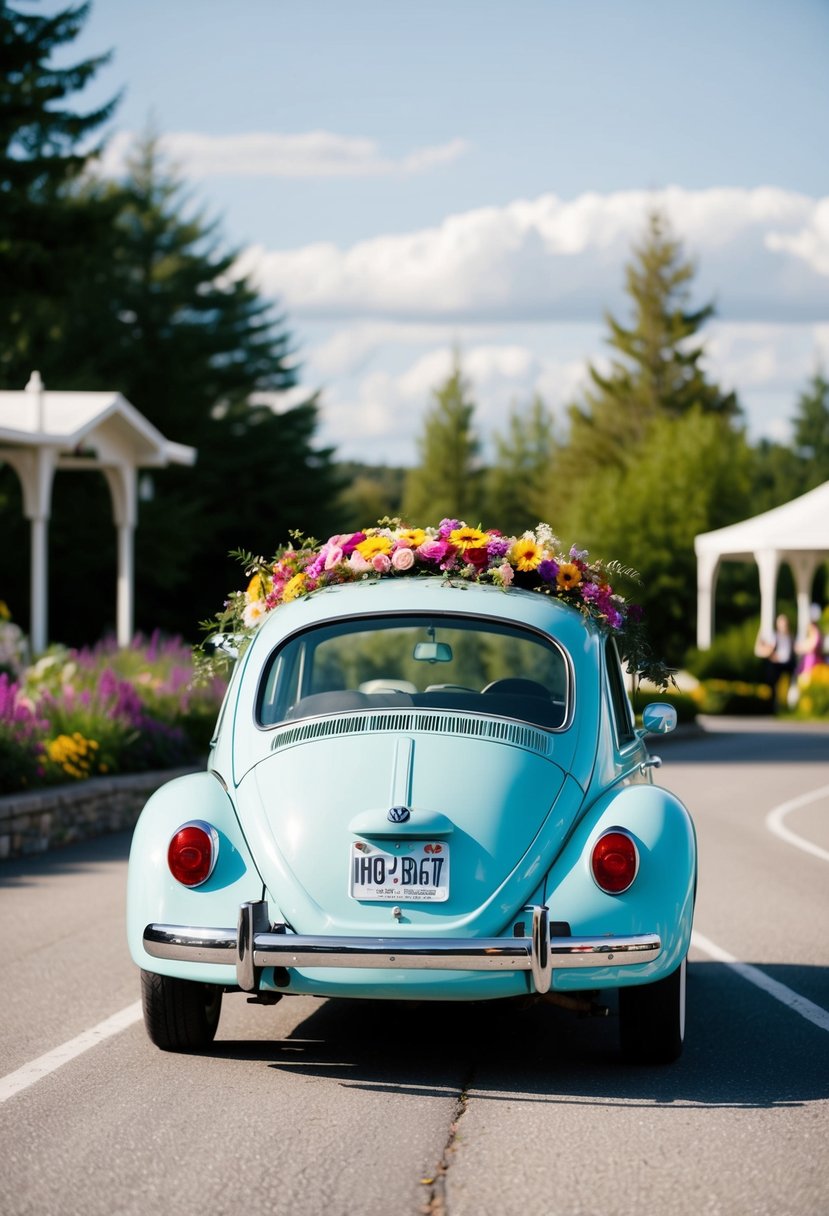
[144,901,661,995]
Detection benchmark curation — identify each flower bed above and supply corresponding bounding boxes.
[0,632,225,796]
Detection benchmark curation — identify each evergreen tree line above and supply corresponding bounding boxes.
[2,2,827,665]
[395,216,829,660]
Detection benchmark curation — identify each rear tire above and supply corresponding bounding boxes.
[140,969,223,1052]
[619,956,686,1064]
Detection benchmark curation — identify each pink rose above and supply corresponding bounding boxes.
[372,553,391,573]
[392,547,415,571]
[498,562,514,586]
[417,539,449,564]
[348,551,371,574]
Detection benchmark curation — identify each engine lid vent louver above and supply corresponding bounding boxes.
[267,709,554,758]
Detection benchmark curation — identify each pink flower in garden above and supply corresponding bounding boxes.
[392,547,415,571]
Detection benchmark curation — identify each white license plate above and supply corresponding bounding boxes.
[350,841,449,902]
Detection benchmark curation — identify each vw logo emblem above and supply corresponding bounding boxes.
[387,805,411,824]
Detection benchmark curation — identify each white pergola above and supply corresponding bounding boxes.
[695,479,829,649]
[0,372,195,654]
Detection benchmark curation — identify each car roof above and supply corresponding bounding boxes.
[245,575,603,661]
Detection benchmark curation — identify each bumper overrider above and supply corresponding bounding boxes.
[144,902,661,995]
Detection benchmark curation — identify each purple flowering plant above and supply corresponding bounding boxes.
[0,633,227,794]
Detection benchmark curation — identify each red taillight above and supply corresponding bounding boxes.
[591,830,638,894]
[168,821,217,887]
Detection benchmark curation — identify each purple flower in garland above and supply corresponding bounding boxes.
[537,559,560,583]
[438,519,461,538]
[486,535,510,559]
[580,581,601,601]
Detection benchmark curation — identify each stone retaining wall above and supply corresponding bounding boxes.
[0,769,196,861]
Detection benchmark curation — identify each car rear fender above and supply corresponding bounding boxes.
[126,771,267,984]
[545,782,697,985]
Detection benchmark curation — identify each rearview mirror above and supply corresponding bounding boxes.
[641,702,677,735]
[413,641,453,663]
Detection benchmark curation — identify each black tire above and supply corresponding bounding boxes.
[140,969,223,1052]
[619,956,686,1064]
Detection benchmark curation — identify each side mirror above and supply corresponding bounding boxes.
[204,633,240,660]
[413,641,453,663]
[641,702,677,735]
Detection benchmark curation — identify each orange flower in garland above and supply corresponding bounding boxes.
[556,562,582,591]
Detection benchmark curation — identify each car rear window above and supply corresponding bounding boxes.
[256,613,570,731]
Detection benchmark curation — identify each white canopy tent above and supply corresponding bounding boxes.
[694,480,829,649]
[0,372,195,654]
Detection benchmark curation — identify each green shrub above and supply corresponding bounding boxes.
[632,687,698,724]
[695,678,773,715]
[684,617,769,682]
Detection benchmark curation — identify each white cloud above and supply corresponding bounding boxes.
[239,186,829,324]
[766,197,829,276]
[304,318,829,464]
[98,129,469,179]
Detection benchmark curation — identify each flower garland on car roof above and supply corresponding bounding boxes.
[202,519,674,688]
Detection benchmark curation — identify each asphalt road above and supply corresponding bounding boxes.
[1,716,828,1216]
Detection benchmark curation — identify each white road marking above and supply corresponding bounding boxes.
[691,931,829,1033]
[765,782,829,863]
[0,1002,142,1105]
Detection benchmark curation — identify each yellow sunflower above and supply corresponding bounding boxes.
[282,572,308,602]
[449,525,488,549]
[246,572,272,602]
[395,527,427,548]
[556,562,582,590]
[509,537,542,572]
[356,535,393,560]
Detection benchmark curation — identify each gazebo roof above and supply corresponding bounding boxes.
[0,381,194,467]
[0,373,196,653]
[695,479,829,561]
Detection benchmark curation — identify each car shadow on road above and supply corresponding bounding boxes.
[0,829,132,887]
[659,718,829,764]
[207,960,829,1110]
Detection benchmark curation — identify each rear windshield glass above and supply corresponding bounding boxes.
[257,613,569,731]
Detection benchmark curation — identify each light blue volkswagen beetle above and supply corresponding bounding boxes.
[127,526,695,1064]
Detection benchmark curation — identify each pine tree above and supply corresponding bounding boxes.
[566,210,739,475]
[3,131,342,642]
[0,0,118,385]
[402,355,482,523]
[792,367,829,488]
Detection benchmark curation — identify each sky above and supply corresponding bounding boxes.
[63,0,829,465]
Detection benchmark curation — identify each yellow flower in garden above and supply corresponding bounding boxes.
[282,572,307,602]
[246,572,272,602]
[356,534,393,561]
[396,528,427,549]
[510,537,542,572]
[556,562,582,590]
[47,732,99,779]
